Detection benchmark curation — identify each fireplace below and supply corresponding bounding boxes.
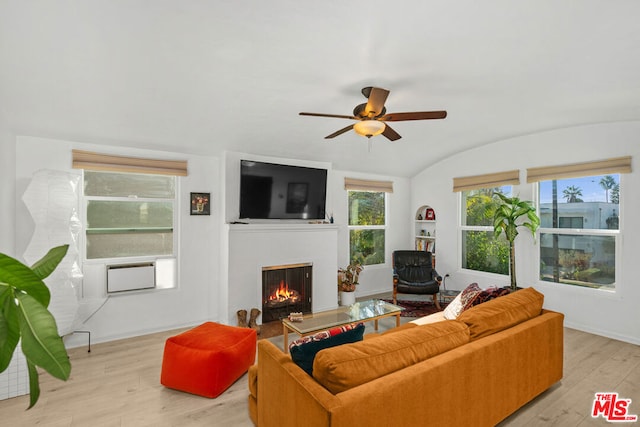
[262,263,312,323]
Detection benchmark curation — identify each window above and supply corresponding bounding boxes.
[83,171,177,260]
[538,174,620,290]
[460,186,512,274]
[559,217,584,229]
[348,191,386,266]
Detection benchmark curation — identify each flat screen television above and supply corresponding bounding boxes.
[239,160,327,220]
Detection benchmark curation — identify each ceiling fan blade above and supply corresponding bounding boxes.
[325,124,354,139]
[299,112,357,120]
[381,111,447,121]
[382,124,402,141]
[363,87,390,117]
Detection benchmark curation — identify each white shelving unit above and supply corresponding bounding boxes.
[414,205,436,265]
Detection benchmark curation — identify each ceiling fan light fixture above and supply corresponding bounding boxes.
[353,120,385,138]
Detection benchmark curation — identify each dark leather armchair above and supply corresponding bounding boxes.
[392,250,442,309]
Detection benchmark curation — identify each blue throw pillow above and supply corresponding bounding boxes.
[289,323,365,375]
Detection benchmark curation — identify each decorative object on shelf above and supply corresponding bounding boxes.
[417,213,423,220]
[190,192,210,215]
[338,263,363,306]
[0,245,72,408]
[425,208,435,220]
[492,193,540,291]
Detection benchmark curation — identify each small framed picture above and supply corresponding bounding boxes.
[190,192,210,216]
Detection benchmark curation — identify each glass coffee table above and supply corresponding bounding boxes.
[281,299,403,352]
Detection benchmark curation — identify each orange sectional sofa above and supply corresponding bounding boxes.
[248,287,564,427]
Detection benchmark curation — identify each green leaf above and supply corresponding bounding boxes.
[0,253,51,307]
[16,293,71,381]
[0,288,20,373]
[26,359,41,409]
[30,245,69,281]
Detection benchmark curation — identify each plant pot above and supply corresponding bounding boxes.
[339,291,356,306]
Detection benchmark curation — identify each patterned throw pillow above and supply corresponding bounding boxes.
[443,283,481,319]
[465,286,510,310]
[289,323,365,375]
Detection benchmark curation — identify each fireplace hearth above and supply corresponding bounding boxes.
[262,263,312,322]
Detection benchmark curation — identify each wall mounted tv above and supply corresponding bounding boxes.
[239,160,327,220]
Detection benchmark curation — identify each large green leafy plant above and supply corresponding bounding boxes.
[0,245,71,408]
[493,194,540,291]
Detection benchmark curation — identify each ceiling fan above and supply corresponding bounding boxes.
[299,86,447,141]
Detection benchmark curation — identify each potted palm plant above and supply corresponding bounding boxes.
[337,263,363,306]
[493,193,540,291]
[0,245,71,408]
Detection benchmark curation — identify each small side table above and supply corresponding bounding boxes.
[440,289,460,305]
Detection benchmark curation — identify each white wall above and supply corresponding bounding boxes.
[15,136,221,346]
[0,116,15,255]
[412,122,640,344]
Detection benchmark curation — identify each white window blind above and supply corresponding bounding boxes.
[72,149,188,176]
[344,178,393,193]
[452,170,520,192]
[526,156,631,183]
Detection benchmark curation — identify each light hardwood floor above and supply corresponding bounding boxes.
[1,321,638,426]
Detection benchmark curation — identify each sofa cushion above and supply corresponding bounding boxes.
[312,320,469,394]
[457,287,544,340]
[380,321,418,335]
[289,323,365,375]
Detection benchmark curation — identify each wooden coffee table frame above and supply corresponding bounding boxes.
[281,300,402,352]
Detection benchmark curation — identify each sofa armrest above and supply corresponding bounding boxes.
[255,340,343,427]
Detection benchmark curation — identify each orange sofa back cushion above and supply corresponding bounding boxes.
[457,287,544,340]
[312,320,469,394]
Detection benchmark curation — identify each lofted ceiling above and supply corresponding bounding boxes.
[1,1,639,177]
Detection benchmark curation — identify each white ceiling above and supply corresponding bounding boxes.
[2,1,639,177]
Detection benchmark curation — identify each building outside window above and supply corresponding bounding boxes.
[460,186,512,274]
[83,171,177,260]
[348,190,386,266]
[538,174,620,290]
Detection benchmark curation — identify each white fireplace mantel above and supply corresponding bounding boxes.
[226,223,339,325]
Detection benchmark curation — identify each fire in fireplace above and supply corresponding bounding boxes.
[266,280,301,306]
[262,263,312,323]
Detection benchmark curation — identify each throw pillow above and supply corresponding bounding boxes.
[465,286,510,310]
[443,283,481,320]
[289,323,365,375]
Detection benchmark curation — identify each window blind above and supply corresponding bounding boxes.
[72,149,188,176]
[526,156,631,183]
[452,170,520,192]
[344,178,393,193]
